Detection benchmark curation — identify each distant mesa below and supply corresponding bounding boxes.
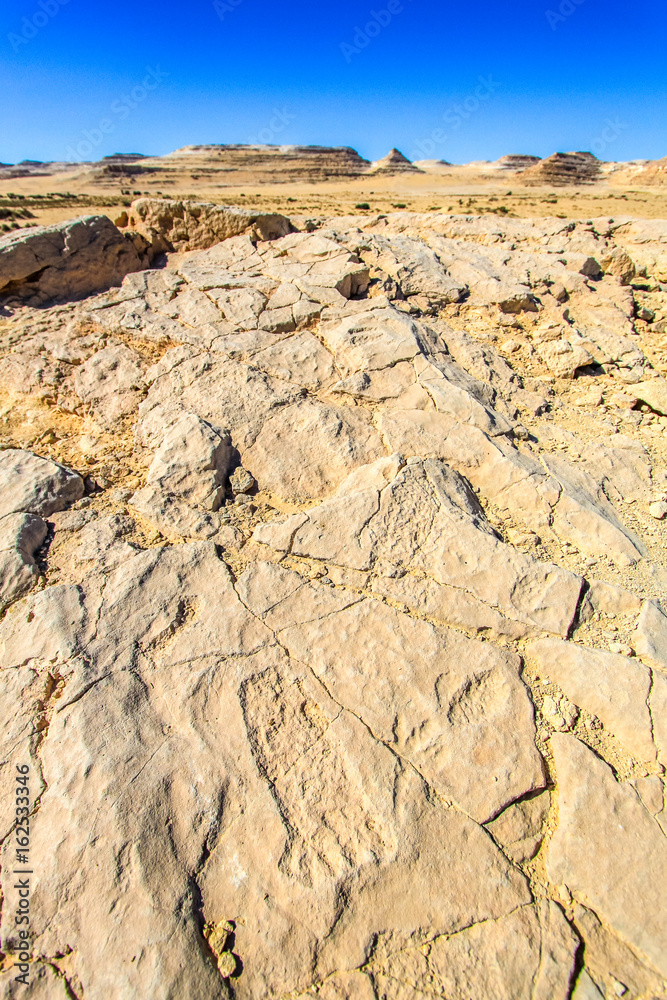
[3,143,666,188]
[493,154,542,171]
[371,148,423,174]
[0,144,376,185]
[101,153,150,163]
[94,153,153,179]
[463,155,542,172]
[614,155,667,186]
[93,165,153,179]
[157,144,372,181]
[520,151,603,185]
[0,159,74,179]
[416,158,454,167]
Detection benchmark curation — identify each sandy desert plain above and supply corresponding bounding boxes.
[1,144,667,229]
[0,143,667,1000]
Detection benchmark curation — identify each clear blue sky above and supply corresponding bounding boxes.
[1,0,666,165]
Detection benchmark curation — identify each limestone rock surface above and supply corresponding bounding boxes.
[0,215,148,304]
[547,735,667,978]
[0,450,84,517]
[128,197,293,251]
[1,208,666,999]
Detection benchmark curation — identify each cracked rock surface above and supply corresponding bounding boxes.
[1,209,667,999]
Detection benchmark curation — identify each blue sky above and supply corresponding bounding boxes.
[1,0,666,165]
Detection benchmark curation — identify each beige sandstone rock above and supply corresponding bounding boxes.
[635,599,667,671]
[1,207,666,999]
[73,343,145,429]
[485,792,550,863]
[542,454,645,567]
[243,398,385,499]
[372,901,578,1000]
[580,579,643,618]
[129,197,293,251]
[571,969,605,999]
[0,449,83,517]
[129,484,223,540]
[572,903,667,999]
[0,512,48,608]
[370,572,531,639]
[253,457,582,637]
[320,305,424,375]
[528,638,655,760]
[631,378,667,416]
[548,734,667,977]
[272,584,545,823]
[0,215,148,304]
[600,245,636,284]
[145,411,233,510]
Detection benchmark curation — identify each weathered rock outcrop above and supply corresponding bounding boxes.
[0,207,666,999]
[0,451,83,608]
[493,154,542,171]
[0,215,149,304]
[126,198,294,253]
[154,143,373,182]
[520,151,603,185]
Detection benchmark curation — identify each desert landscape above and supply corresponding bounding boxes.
[1,143,666,235]
[0,143,666,999]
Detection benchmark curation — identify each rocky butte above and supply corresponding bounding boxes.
[0,195,666,999]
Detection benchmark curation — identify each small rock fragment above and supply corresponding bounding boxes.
[635,599,667,671]
[216,953,237,979]
[486,792,550,863]
[571,969,605,999]
[229,466,256,495]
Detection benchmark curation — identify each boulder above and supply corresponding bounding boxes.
[127,197,293,252]
[600,246,636,284]
[0,450,83,518]
[0,215,148,303]
[630,378,667,416]
[145,412,234,511]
